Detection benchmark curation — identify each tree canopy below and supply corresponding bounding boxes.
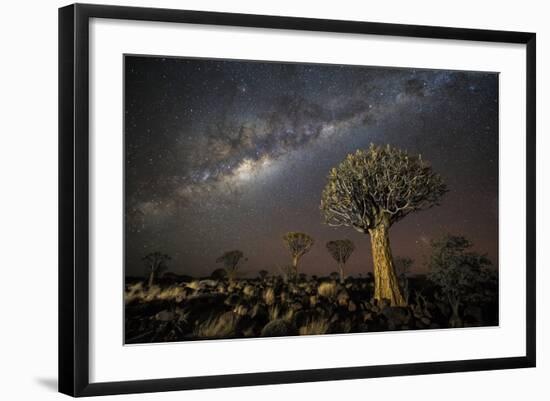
[282,232,314,263]
[321,143,447,233]
[428,235,494,306]
[326,239,355,265]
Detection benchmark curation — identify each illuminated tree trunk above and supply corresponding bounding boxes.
[368,218,406,306]
[147,270,155,287]
[292,255,299,275]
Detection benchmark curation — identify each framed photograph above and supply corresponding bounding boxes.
[59,3,536,397]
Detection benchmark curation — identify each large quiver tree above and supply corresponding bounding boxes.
[320,144,447,306]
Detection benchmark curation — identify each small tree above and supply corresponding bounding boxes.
[321,144,447,305]
[427,235,492,327]
[142,251,171,287]
[326,239,355,283]
[210,268,228,281]
[258,269,269,281]
[282,232,314,275]
[394,256,413,303]
[216,250,246,282]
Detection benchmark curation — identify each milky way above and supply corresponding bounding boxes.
[125,55,498,277]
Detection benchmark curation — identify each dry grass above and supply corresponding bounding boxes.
[299,317,331,335]
[193,313,239,338]
[263,288,276,305]
[309,295,318,307]
[124,283,187,303]
[267,305,294,322]
[233,305,249,316]
[317,282,339,299]
[268,305,281,321]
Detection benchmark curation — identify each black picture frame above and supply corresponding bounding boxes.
[59,3,536,397]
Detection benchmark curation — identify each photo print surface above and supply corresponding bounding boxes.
[124,55,499,344]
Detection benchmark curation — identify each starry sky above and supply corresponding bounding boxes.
[124,55,498,278]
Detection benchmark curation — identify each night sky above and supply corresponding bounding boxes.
[124,55,498,278]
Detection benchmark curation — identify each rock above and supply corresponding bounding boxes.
[216,284,227,294]
[224,294,240,306]
[337,290,350,306]
[348,300,357,312]
[242,285,256,298]
[261,319,293,337]
[250,303,268,320]
[155,310,176,321]
[361,301,372,311]
[382,306,411,326]
[291,310,308,328]
[420,317,431,326]
[362,312,374,322]
[199,279,218,287]
[378,299,391,310]
[290,302,303,311]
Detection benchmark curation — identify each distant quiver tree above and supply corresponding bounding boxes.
[320,144,447,306]
[282,232,314,276]
[326,239,355,283]
[142,251,171,287]
[216,250,246,282]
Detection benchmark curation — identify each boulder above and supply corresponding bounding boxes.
[261,319,293,337]
[381,306,411,326]
[155,310,176,322]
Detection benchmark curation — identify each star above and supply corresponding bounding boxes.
[124,55,499,277]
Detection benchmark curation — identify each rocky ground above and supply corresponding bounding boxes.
[124,275,498,344]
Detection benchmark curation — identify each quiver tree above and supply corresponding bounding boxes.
[282,232,314,276]
[142,251,171,287]
[320,144,447,306]
[326,239,355,283]
[427,235,493,327]
[216,250,246,282]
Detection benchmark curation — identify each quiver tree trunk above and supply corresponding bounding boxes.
[291,255,299,275]
[147,270,155,288]
[338,263,345,284]
[368,219,406,306]
[448,297,463,328]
